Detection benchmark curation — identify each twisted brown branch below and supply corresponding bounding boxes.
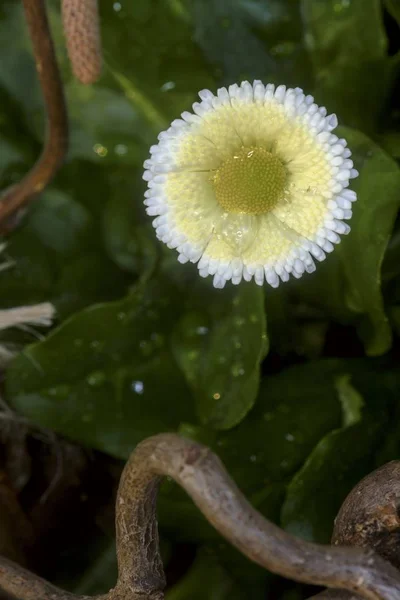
[0,434,400,600]
[0,0,68,232]
[0,0,102,233]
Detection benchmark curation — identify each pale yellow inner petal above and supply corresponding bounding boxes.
[168,99,333,261]
[163,171,218,246]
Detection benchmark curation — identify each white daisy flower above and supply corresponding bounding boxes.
[143,81,358,289]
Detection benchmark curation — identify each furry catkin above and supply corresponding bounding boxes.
[62,0,102,84]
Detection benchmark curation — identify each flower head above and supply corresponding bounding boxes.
[143,81,358,288]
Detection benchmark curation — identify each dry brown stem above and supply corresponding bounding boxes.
[0,435,400,600]
[0,0,68,232]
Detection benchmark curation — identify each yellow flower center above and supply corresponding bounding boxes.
[212,146,287,215]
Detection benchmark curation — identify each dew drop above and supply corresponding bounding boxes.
[131,380,144,394]
[234,316,245,327]
[160,81,176,92]
[93,143,108,157]
[114,144,128,156]
[231,363,245,377]
[196,326,208,335]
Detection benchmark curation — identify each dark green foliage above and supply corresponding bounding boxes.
[2,0,400,597]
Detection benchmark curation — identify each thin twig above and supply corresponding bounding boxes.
[1,435,400,600]
[0,0,68,231]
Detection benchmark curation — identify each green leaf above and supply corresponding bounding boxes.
[24,189,93,259]
[103,187,158,277]
[5,277,194,457]
[0,231,54,308]
[281,370,390,542]
[0,188,129,319]
[172,282,267,430]
[99,0,215,126]
[66,81,151,166]
[215,360,343,495]
[338,126,400,355]
[7,351,191,459]
[334,374,363,427]
[302,0,391,131]
[189,0,312,88]
[53,253,130,319]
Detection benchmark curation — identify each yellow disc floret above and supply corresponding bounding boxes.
[212,146,287,215]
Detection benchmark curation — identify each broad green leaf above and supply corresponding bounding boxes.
[334,374,363,427]
[103,187,158,277]
[0,230,54,308]
[5,277,194,457]
[7,350,192,458]
[0,189,129,318]
[281,371,390,542]
[24,190,93,259]
[189,0,312,88]
[338,127,400,355]
[65,81,151,166]
[54,253,130,319]
[99,0,215,125]
[215,360,343,494]
[302,0,390,131]
[172,282,267,430]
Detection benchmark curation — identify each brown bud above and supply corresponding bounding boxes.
[62,0,102,85]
